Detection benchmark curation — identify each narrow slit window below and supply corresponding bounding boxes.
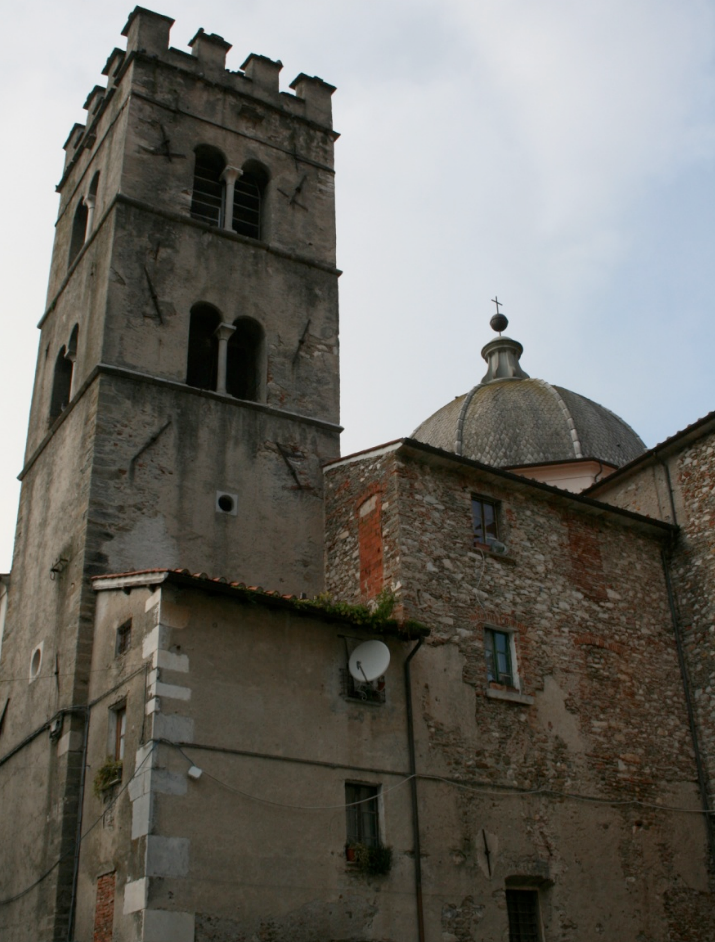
[113,705,126,762]
[472,495,498,546]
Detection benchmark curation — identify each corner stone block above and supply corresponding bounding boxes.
[123,878,148,915]
[143,910,195,942]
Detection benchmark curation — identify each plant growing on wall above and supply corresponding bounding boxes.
[93,757,123,798]
[347,842,393,876]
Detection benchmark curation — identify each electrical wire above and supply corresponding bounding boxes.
[0,742,155,907]
[169,741,415,811]
[167,741,713,817]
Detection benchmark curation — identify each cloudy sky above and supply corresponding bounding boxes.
[1,0,714,569]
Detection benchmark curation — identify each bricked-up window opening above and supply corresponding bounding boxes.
[485,628,514,686]
[358,493,384,601]
[116,620,131,656]
[233,164,268,239]
[226,317,264,400]
[506,889,542,942]
[68,199,88,267]
[472,495,498,546]
[191,145,226,226]
[186,303,221,390]
[49,346,73,421]
[92,871,116,942]
[345,783,380,850]
[113,705,126,761]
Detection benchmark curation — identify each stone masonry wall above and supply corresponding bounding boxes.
[325,446,715,939]
[592,429,715,859]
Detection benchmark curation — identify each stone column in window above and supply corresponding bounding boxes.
[214,323,236,395]
[85,194,96,238]
[64,349,77,400]
[220,166,242,232]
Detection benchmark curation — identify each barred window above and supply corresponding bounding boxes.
[191,146,226,227]
[345,783,380,849]
[506,888,542,942]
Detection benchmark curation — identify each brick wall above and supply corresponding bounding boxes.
[92,871,115,942]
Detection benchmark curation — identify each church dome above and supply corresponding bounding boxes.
[412,315,646,471]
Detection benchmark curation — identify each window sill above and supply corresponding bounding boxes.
[473,542,516,565]
[485,687,534,706]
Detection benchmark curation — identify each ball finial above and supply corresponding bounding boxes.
[490,312,508,334]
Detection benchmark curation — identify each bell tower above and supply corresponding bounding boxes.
[0,8,339,937]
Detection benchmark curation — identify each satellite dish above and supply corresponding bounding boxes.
[349,640,390,683]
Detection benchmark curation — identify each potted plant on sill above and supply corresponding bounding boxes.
[93,757,123,799]
[345,842,393,875]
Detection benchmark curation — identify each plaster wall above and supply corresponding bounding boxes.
[88,371,334,593]
[0,388,101,940]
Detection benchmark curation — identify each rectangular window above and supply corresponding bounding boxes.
[115,620,131,656]
[485,628,514,686]
[506,888,542,942]
[345,783,380,849]
[472,496,498,546]
[113,705,126,762]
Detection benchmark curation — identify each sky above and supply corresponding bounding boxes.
[1,0,714,569]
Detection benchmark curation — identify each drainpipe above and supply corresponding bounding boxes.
[404,637,425,942]
[660,549,715,870]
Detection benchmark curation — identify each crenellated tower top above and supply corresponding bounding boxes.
[61,5,336,183]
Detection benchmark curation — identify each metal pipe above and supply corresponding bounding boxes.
[404,637,425,942]
[660,549,715,870]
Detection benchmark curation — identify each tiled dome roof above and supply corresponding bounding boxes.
[412,323,645,470]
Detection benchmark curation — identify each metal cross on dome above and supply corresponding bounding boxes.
[489,297,509,335]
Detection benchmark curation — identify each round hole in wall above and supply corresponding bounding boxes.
[30,647,42,680]
[217,494,235,513]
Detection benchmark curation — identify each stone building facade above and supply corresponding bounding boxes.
[0,7,713,942]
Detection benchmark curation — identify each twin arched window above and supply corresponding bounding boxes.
[190,146,268,240]
[186,304,264,402]
[49,326,79,422]
[68,202,88,267]
[67,171,100,269]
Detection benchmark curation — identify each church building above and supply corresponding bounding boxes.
[0,8,713,942]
